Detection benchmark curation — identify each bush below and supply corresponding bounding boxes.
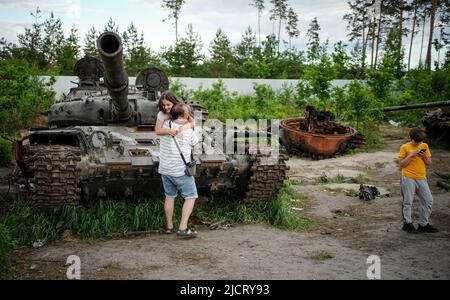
[0,58,55,137]
[0,138,12,166]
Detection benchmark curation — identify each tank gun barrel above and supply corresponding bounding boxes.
[371,100,450,112]
[97,31,131,121]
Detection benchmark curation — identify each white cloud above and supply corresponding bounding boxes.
[0,0,80,19]
[0,20,30,42]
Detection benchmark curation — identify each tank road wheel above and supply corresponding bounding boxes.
[243,148,289,203]
[30,145,81,208]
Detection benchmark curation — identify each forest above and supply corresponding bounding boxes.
[1,0,450,162]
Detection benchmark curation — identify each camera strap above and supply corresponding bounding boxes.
[169,120,192,166]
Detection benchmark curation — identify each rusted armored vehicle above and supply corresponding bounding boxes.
[14,31,288,208]
[279,106,365,159]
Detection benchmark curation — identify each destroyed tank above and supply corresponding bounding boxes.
[14,31,288,208]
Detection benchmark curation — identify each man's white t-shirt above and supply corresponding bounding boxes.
[158,119,199,176]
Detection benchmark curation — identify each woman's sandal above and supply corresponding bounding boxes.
[159,228,175,235]
[176,228,198,238]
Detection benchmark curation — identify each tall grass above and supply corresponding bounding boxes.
[3,184,314,245]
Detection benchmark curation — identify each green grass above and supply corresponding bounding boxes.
[316,173,369,185]
[310,251,334,262]
[0,224,16,278]
[2,184,314,246]
[316,173,347,184]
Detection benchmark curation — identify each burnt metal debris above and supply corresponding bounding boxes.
[13,31,288,208]
[279,106,365,159]
[422,109,450,145]
[358,184,380,200]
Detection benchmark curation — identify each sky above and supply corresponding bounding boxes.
[0,0,444,68]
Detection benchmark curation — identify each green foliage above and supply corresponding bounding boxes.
[0,59,55,137]
[379,25,405,79]
[57,26,81,75]
[306,17,322,64]
[0,224,16,278]
[431,67,450,100]
[316,173,347,184]
[366,69,394,102]
[0,138,12,166]
[195,184,314,230]
[4,183,313,246]
[192,81,298,121]
[162,24,204,77]
[346,80,373,130]
[332,41,350,79]
[302,55,335,110]
[122,23,158,76]
[209,28,233,78]
[4,199,173,244]
[83,26,100,59]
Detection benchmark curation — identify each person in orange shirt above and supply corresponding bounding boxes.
[398,127,438,233]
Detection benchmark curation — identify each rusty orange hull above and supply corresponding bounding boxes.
[279,118,355,156]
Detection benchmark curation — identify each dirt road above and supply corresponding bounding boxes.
[8,126,450,279]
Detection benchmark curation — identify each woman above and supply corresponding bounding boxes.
[155,91,195,137]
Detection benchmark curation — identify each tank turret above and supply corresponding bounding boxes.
[97,31,132,121]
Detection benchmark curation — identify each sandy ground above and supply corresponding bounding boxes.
[5,126,450,280]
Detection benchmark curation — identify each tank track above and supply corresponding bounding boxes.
[28,145,82,208]
[243,148,289,203]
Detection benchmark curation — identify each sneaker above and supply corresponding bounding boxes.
[402,223,417,233]
[417,223,439,233]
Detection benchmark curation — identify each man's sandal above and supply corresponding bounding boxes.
[176,228,198,238]
[159,228,175,235]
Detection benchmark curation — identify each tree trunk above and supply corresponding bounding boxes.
[278,17,282,53]
[362,11,367,72]
[374,4,382,69]
[425,0,437,71]
[419,15,426,66]
[175,18,178,44]
[258,11,261,48]
[399,0,404,56]
[371,12,376,69]
[408,1,417,71]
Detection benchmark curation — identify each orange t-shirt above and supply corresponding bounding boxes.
[398,142,431,180]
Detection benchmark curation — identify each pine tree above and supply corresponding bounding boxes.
[57,25,80,75]
[269,0,289,52]
[344,0,374,75]
[17,7,46,69]
[104,18,119,33]
[425,0,437,71]
[162,0,186,44]
[380,24,405,78]
[306,17,322,64]
[332,41,349,78]
[249,0,265,48]
[209,28,233,77]
[123,22,153,76]
[162,24,203,76]
[235,27,258,63]
[83,26,99,58]
[285,7,300,51]
[42,12,64,69]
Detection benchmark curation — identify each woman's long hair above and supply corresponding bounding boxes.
[158,90,181,112]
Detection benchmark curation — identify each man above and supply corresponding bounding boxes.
[158,103,199,238]
[398,127,438,233]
